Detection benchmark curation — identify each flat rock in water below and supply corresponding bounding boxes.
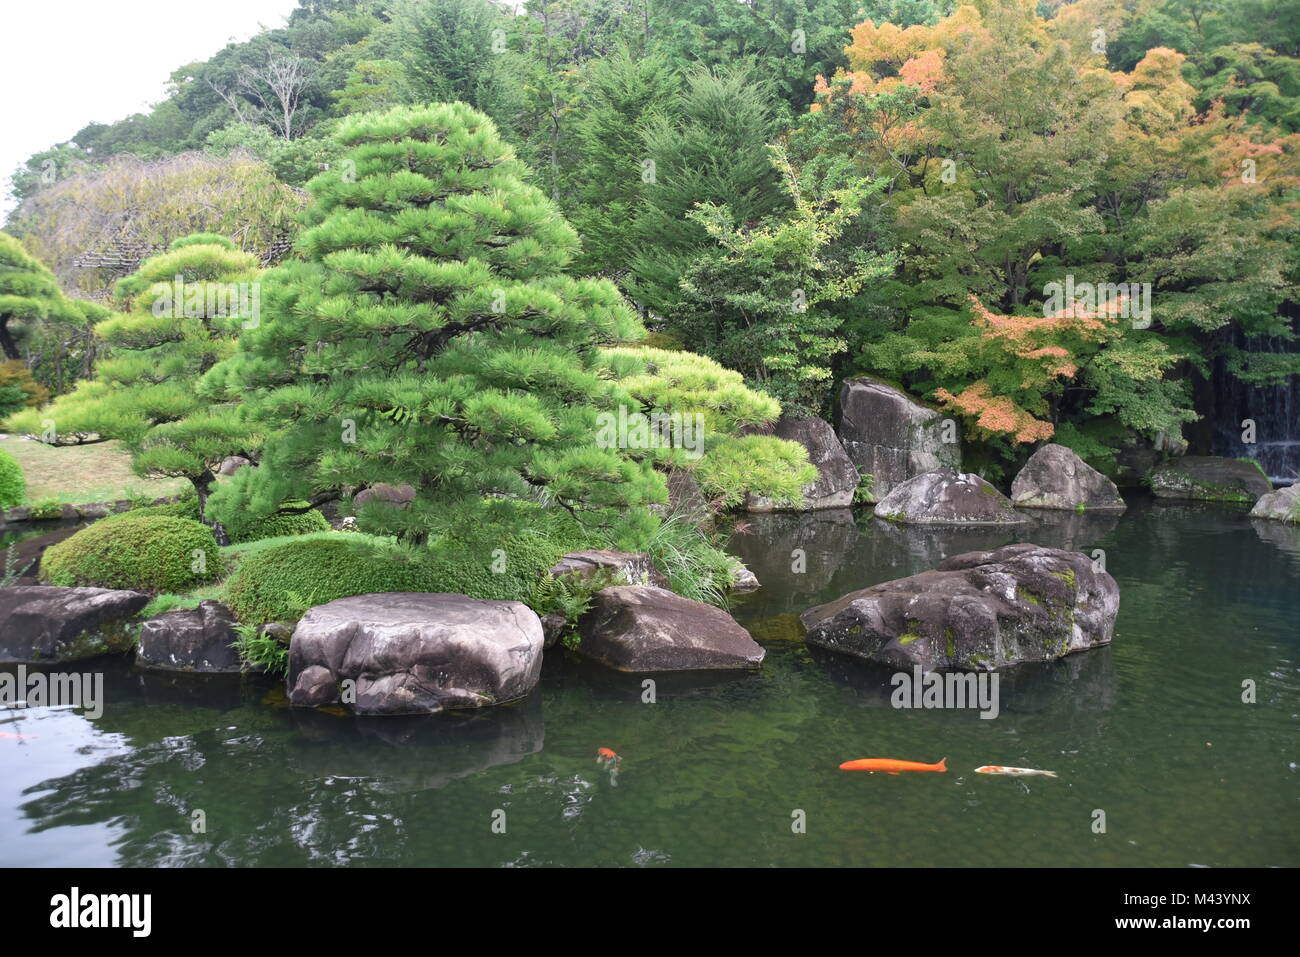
[801,543,1119,671]
[1011,443,1126,511]
[136,600,253,673]
[1149,456,1272,502]
[0,585,150,663]
[288,592,543,715]
[1248,481,1299,523]
[873,469,1027,525]
[576,585,765,672]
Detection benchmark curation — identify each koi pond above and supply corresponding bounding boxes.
[0,497,1296,867]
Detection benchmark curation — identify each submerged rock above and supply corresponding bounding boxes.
[837,376,961,502]
[0,585,150,663]
[1010,443,1126,511]
[1149,456,1271,503]
[801,544,1118,671]
[136,600,252,674]
[1248,481,1300,524]
[576,585,765,672]
[873,469,1027,525]
[287,592,544,715]
[743,415,860,511]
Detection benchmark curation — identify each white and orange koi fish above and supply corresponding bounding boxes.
[975,765,1057,778]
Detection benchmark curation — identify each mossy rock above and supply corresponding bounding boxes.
[1149,456,1271,503]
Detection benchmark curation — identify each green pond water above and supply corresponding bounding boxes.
[1,497,1296,867]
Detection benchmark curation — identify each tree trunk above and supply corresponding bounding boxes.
[193,472,231,546]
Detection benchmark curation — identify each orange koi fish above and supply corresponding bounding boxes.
[839,757,946,774]
[975,765,1057,778]
[596,747,620,767]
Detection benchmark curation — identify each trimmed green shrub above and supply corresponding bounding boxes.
[41,513,221,593]
[222,536,439,624]
[112,492,201,523]
[424,528,578,604]
[227,505,331,544]
[0,448,24,508]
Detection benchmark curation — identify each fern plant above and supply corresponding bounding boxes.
[230,622,289,676]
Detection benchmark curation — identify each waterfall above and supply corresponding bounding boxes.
[1211,315,1300,485]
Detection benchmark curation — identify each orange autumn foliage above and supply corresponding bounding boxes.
[935,381,1056,443]
[935,295,1125,443]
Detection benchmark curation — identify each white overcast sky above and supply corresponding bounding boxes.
[0,0,303,218]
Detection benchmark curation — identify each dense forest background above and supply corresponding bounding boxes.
[4,0,1298,482]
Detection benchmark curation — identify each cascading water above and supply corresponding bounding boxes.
[1210,316,1300,484]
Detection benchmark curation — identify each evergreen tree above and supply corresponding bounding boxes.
[9,235,261,538]
[202,103,811,544]
[627,64,788,318]
[0,232,82,361]
[569,48,679,278]
[392,0,517,123]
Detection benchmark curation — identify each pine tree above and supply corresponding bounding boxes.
[9,234,261,537]
[203,103,812,543]
[0,232,83,361]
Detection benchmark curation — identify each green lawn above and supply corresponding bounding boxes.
[0,435,188,505]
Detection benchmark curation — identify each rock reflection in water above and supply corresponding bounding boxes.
[807,643,1117,716]
[287,691,546,792]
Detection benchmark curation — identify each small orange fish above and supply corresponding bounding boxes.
[596,747,620,768]
[839,757,947,775]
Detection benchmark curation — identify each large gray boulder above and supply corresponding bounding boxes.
[0,585,150,663]
[1249,481,1300,524]
[1011,443,1126,511]
[743,416,860,511]
[801,544,1119,671]
[873,469,1027,525]
[287,592,544,715]
[1149,456,1272,503]
[576,585,765,672]
[837,376,961,502]
[136,600,252,673]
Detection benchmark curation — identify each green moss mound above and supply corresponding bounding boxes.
[424,528,579,604]
[228,505,331,544]
[41,513,221,593]
[222,536,439,623]
[0,448,24,508]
